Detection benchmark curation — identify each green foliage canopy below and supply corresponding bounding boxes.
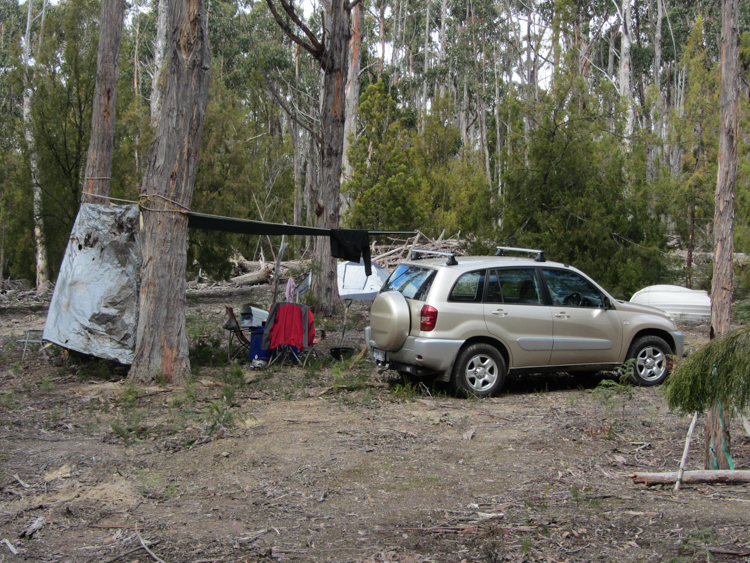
[499,70,667,298]
[665,327,750,414]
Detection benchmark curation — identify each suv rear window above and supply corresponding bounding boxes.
[487,268,541,304]
[381,265,436,301]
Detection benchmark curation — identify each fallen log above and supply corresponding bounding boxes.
[631,470,750,486]
[236,255,257,274]
[230,268,272,287]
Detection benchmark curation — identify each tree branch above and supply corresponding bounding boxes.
[267,0,324,60]
[247,30,322,145]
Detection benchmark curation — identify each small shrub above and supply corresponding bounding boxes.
[733,300,750,323]
[117,384,140,408]
[203,401,236,434]
[392,379,419,401]
[187,313,228,369]
[111,422,138,446]
[37,377,52,391]
[0,391,16,412]
[189,335,228,369]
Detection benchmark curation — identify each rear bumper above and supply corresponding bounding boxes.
[365,326,462,379]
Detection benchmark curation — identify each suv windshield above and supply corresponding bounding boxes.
[381,265,436,301]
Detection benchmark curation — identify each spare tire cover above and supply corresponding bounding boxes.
[370,291,411,351]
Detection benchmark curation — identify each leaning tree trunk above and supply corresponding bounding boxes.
[128,0,211,385]
[312,0,351,317]
[83,0,126,204]
[706,0,739,470]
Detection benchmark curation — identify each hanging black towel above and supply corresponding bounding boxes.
[330,229,372,276]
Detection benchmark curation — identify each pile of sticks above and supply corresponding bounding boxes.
[371,230,465,270]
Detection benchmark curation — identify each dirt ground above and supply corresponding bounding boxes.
[1,285,749,563]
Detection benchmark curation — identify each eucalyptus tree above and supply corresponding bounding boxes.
[129,0,211,385]
[0,0,25,282]
[31,0,99,279]
[668,19,719,288]
[265,0,356,316]
[22,0,48,290]
[82,0,126,205]
[707,0,740,470]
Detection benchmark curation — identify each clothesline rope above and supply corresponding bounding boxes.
[74,194,416,236]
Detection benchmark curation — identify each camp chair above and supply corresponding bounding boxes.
[15,329,46,362]
[223,306,252,361]
[262,302,325,367]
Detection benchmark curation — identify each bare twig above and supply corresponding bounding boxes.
[102,540,161,563]
[1,539,19,555]
[675,412,699,492]
[135,529,166,563]
[12,474,30,489]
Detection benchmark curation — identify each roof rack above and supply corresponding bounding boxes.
[495,246,546,262]
[411,249,459,266]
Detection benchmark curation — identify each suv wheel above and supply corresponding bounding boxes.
[626,336,672,386]
[452,343,506,397]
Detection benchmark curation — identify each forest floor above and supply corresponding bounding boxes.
[0,284,749,563]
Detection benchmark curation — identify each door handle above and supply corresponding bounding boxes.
[492,310,509,317]
[555,313,570,319]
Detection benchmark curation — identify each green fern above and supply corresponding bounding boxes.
[665,326,750,414]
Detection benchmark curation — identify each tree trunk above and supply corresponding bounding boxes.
[150,0,168,120]
[652,0,664,168]
[313,0,351,317]
[608,26,617,79]
[378,0,386,81]
[22,0,48,292]
[83,0,126,204]
[439,0,446,98]
[422,0,430,119]
[341,0,363,210]
[390,0,400,81]
[619,0,635,142]
[706,0,739,470]
[129,0,211,385]
[669,66,686,177]
[686,201,695,288]
[478,93,491,187]
[304,128,316,253]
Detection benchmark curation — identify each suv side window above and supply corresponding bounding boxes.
[449,270,485,303]
[487,268,541,304]
[542,269,604,307]
[381,265,436,301]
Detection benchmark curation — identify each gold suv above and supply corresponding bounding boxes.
[365,248,684,397]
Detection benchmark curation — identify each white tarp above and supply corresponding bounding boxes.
[43,203,141,364]
[337,260,390,300]
[630,284,711,319]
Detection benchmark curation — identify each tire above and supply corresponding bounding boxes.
[370,291,411,351]
[626,336,672,386]
[452,343,506,398]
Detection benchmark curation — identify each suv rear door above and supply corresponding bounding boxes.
[541,268,623,366]
[483,268,553,368]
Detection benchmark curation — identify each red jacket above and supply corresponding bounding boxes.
[267,303,315,351]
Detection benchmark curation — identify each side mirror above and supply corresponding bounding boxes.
[602,296,613,309]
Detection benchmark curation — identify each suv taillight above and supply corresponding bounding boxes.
[420,305,438,331]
